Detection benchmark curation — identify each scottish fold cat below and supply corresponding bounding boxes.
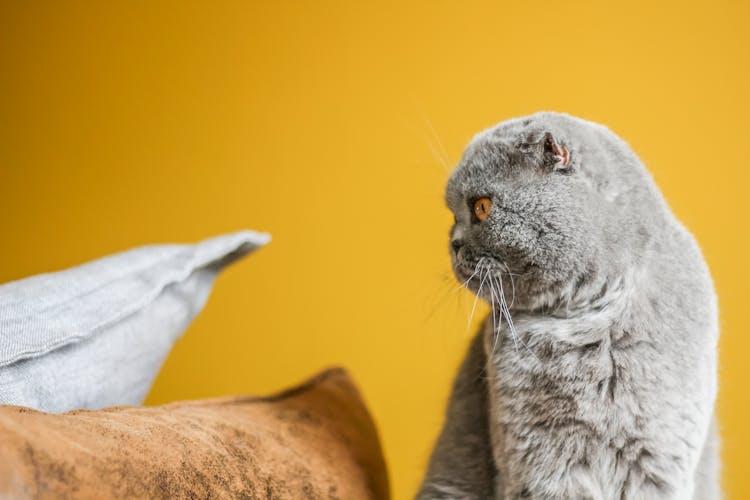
[418,112,720,499]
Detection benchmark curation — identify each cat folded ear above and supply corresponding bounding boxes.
[543,132,571,171]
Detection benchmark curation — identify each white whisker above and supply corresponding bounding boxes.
[488,271,504,355]
[500,262,517,308]
[494,271,540,362]
[466,259,488,332]
[423,115,451,171]
[492,273,516,351]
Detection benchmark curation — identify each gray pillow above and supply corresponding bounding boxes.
[0,230,269,412]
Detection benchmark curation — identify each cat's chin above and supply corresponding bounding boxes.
[452,262,499,301]
[452,262,481,288]
[453,258,538,311]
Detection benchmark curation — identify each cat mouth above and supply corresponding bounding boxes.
[454,256,522,305]
[454,258,499,295]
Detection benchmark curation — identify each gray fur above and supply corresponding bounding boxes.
[418,112,720,499]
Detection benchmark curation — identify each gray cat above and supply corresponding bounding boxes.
[417,112,720,500]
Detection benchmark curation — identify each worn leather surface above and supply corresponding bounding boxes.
[0,368,389,499]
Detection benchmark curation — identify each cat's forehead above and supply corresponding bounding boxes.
[446,135,534,204]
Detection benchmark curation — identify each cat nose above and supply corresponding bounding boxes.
[451,239,464,254]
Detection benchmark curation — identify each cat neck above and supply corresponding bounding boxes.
[501,268,640,348]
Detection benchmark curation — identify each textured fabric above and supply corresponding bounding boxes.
[0,231,270,412]
[0,368,390,500]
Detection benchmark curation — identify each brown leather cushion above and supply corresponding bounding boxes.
[0,368,389,499]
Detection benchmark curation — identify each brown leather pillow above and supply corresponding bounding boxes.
[0,368,389,499]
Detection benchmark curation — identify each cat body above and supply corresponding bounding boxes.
[418,113,720,499]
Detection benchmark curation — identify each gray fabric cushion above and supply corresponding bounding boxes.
[0,231,269,412]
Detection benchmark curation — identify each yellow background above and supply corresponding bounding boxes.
[1,1,747,498]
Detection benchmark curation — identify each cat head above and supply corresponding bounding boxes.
[446,112,653,312]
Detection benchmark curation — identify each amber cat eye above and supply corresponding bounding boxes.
[473,197,492,222]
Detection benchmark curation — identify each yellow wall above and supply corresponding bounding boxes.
[1,2,747,498]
